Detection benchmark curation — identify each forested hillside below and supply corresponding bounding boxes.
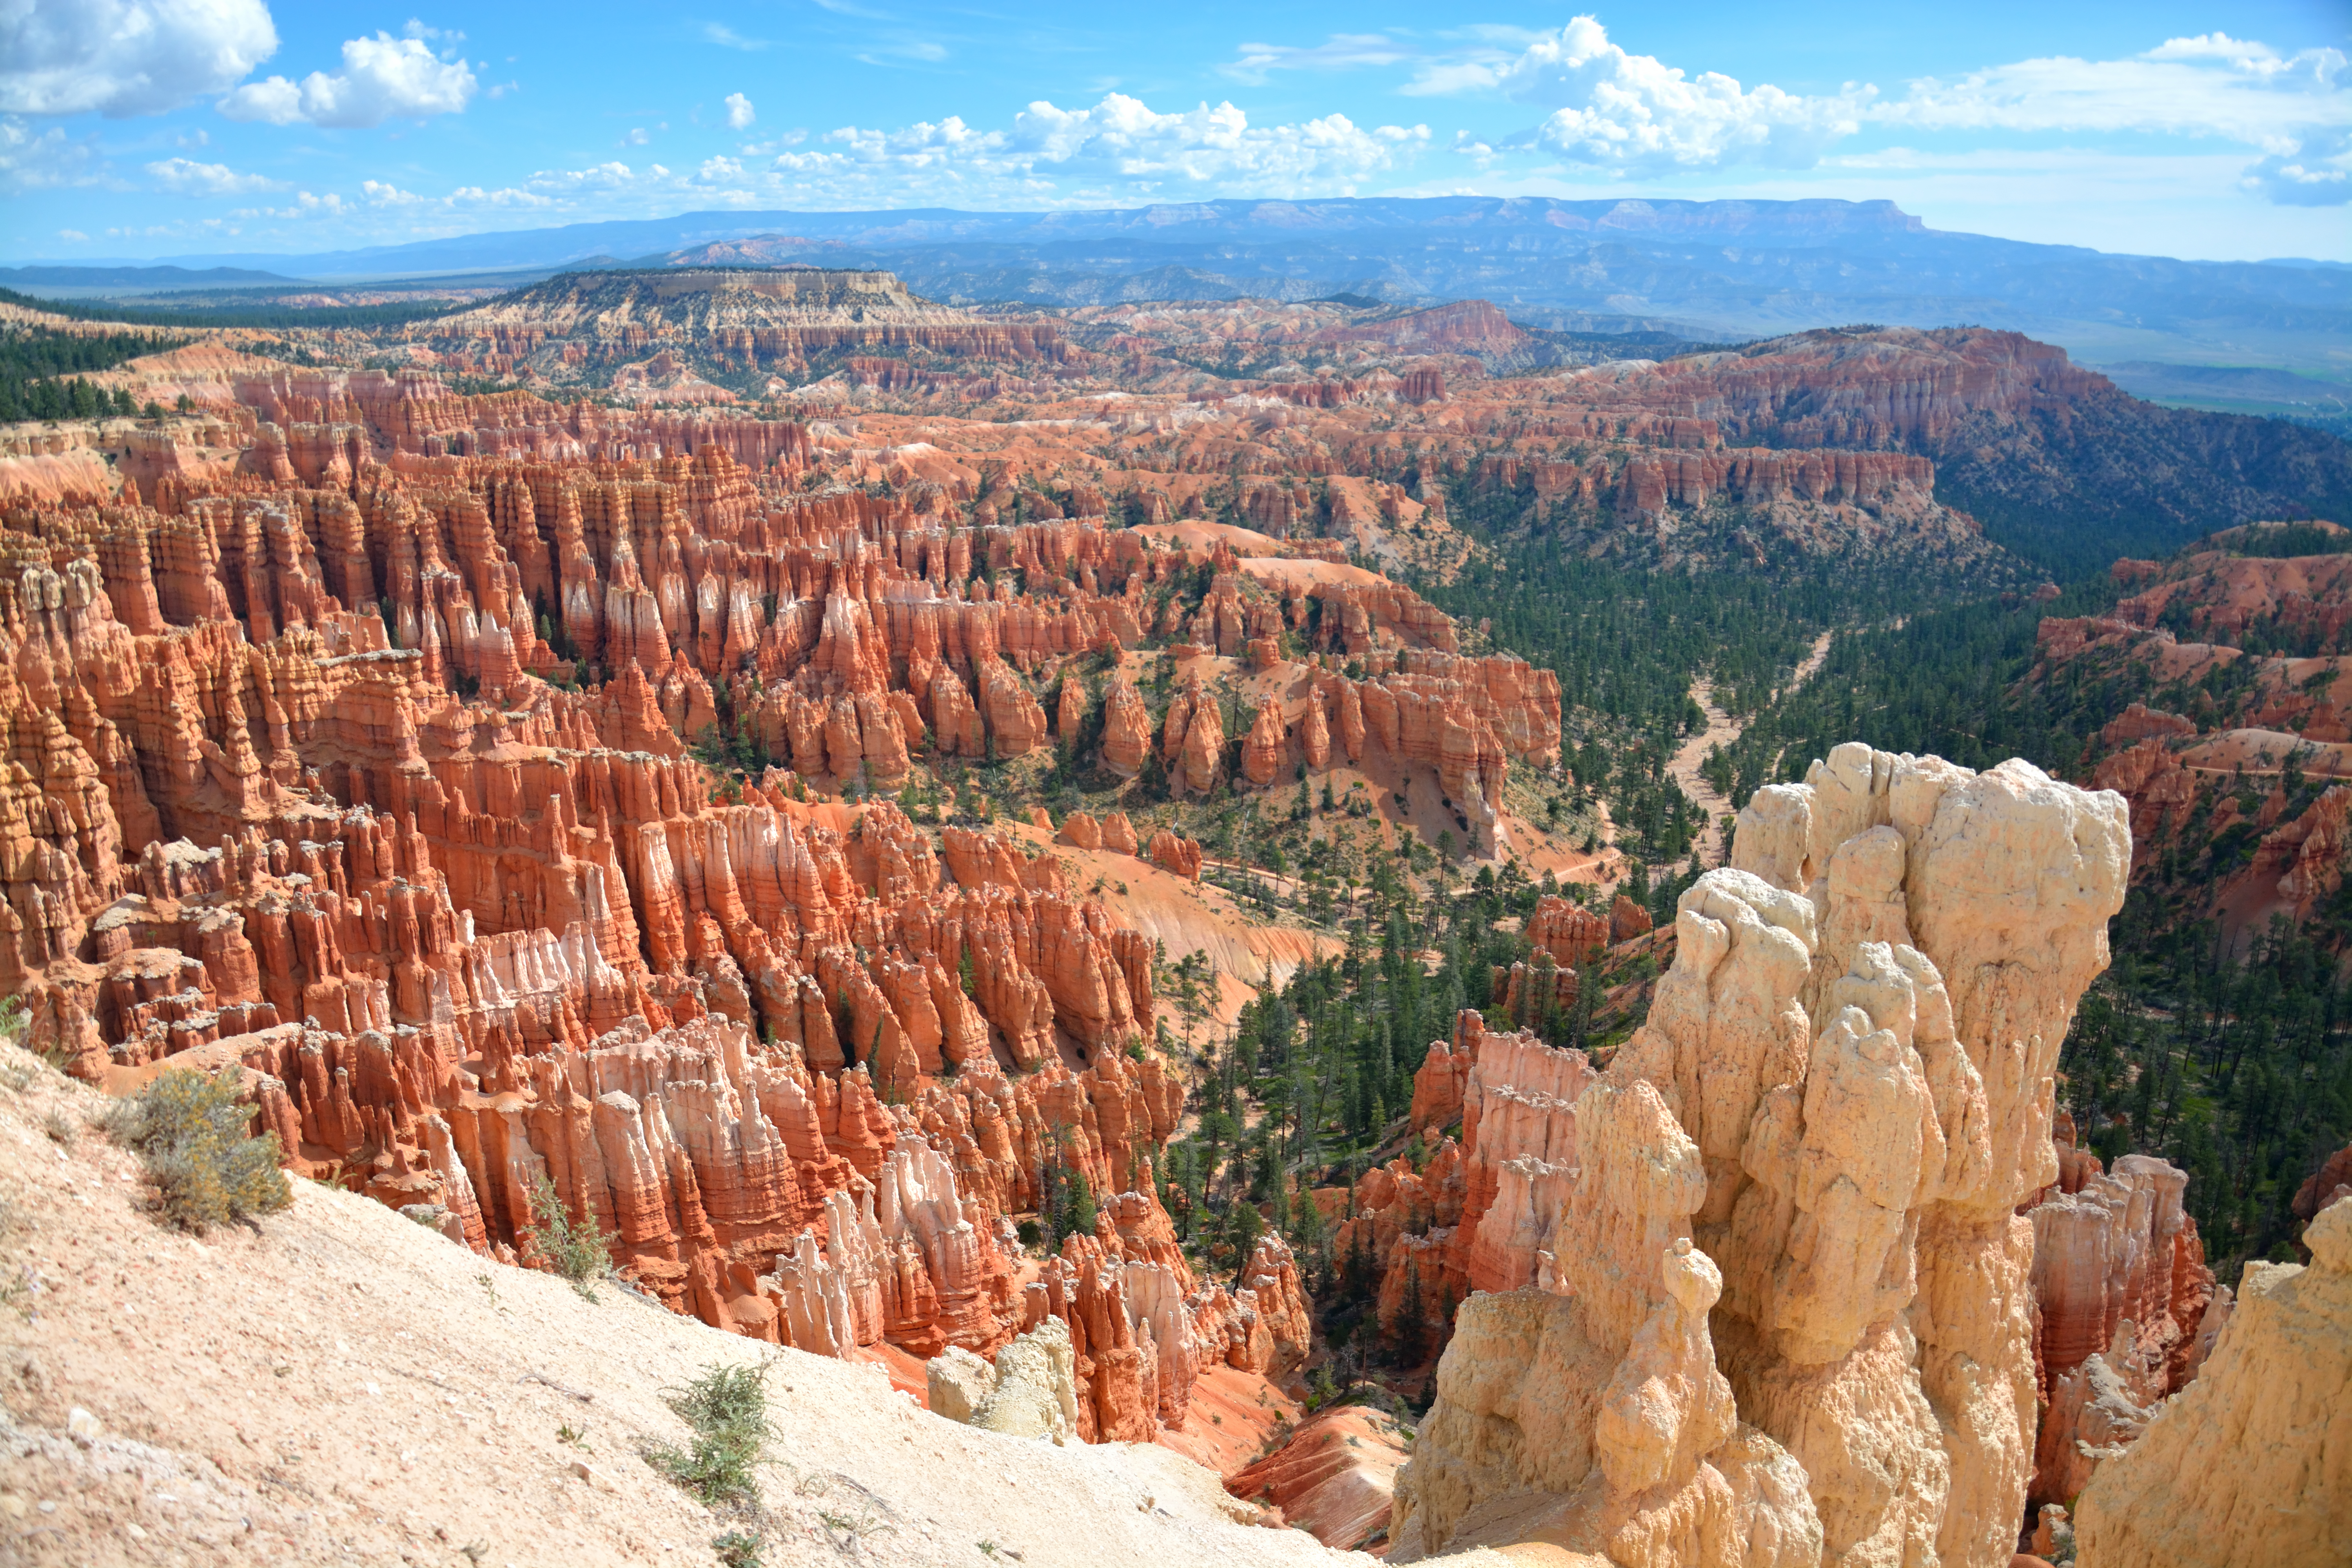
[1410,481,2352,1283]
[1691,563,2352,1276]
[0,325,185,421]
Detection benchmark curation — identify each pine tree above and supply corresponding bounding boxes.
[1341,1224,1373,1308]
[1394,1259,1424,1366]
[1227,1200,1265,1284]
[1062,1165,1097,1239]
[1290,1178,1327,1259]
[1038,1138,1065,1250]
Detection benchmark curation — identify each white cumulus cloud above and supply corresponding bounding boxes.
[725,91,755,130]
[1484,17,1866,172]
[449,184,550,207]
[247,189,349,219]
[1878,34,2348,142]
[1014,96,1425,185]
[529,160,643,193]
[1873,31,2350,207]
[218,30,476,127]
[0,114,104,192]
[797,93,1427,196]
[0,0,278,118]
[145,154,283,193]
[1394,17,2350,206]
[2240,127,2351,207]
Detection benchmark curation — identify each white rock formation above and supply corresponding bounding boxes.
[2073,1196,2352,1568]
[927,1345,998,1424]
[1389,745,2131,1568]
[925,1315,1083,1442]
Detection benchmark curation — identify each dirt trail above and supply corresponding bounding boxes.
[1667,631,1834,866]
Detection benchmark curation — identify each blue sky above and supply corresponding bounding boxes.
[3,0,2347,264]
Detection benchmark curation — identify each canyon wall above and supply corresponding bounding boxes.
[2037,537,2352,937]
[1336,1007,1602,1364]
[2020,1117,2218,1509]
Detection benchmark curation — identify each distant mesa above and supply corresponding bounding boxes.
[424,265,1061,395]
[501,264,930,309]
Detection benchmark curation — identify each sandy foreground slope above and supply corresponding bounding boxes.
[0,1045,1367,1568]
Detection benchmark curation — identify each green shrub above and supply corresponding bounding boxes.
[642,1360,773,1510]
[521,1172,613,1300]
[711,1528,764,1567]
[106,1068,291,1232]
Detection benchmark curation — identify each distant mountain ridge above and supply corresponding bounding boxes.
[0,263,299,289]
[40,196,1936,276]
[19,197,2350,370]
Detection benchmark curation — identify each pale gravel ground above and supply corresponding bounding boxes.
[0,1043,1364,1568]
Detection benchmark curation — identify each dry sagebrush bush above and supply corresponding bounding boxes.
[106,1067,292,1232]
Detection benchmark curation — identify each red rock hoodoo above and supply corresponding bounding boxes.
[0,359,1537,1453]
